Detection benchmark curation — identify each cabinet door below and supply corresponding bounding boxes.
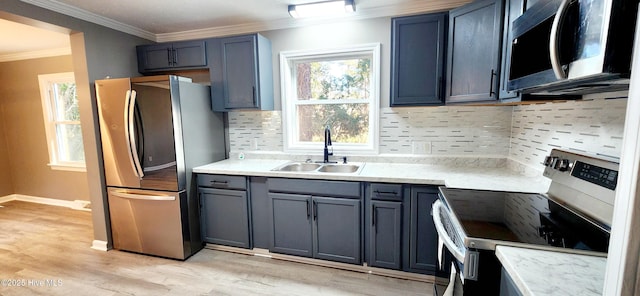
[173,40,207,68]
[269,193,313,257]
[313,196,361,264]
[500,268,524,296]
[137,44,172,71]
[199,188,250,248]
[369,200,402,269]
[391,13,447,106]
[446,0,504,103]
[499,0,523,101]
[407,186,439,273]
[221,35,259,109]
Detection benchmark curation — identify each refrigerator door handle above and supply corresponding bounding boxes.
[110,189,176,201]
[123,90,139,178]
[126,89,145,178]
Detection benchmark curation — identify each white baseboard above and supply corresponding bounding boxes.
[91,240,109,251]
[0,194,91,211]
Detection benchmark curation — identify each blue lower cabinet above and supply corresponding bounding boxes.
[368,200,402,269]
[403,186,439,274]
[313,196,361,264]
[267,178,362,265]
[268,193,314,257]
[500,268,524,296]
[199,187,251,248]
[268,192,362,264]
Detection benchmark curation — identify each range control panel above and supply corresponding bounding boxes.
[571,161,618,190]
[542,149,620,226]
[543,150,619,191]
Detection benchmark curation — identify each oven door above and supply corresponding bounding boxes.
[433,199,506,295]
[432,199,479,279]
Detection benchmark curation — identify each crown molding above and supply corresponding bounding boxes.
[19,0,155,40]
[0,47,71,62]
[157,0,471,42]
[20,0,471,43]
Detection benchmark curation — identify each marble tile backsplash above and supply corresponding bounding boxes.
[509,97,627,170]
[379,106,512,155]
[228,111,284,152]
[228,106,512,157]
[227,96,627,171]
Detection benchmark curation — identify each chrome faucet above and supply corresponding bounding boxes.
[323,125,334,163]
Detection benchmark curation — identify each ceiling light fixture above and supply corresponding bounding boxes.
[288,0,356,19]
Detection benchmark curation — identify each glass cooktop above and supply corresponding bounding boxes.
[438,187,609,253]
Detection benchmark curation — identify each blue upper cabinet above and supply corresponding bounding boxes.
[209,34,274,111]
[498,0,523,102]
[446,0,504,103]
[136,40,207,73]
[390,13,447,106]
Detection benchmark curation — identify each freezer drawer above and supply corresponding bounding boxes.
[108,188,188,259]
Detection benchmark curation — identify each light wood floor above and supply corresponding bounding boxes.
[0,201,434,296]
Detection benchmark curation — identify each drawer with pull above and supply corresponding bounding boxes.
[197,174,247,190]
[369,183,403,201]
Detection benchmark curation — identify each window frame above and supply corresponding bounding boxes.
[37,72,86,172]
[280,43,380,155]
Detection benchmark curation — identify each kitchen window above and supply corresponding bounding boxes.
[280,43,380,154]
[38,72,85,171]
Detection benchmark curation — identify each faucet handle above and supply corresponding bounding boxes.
[342,156,347,164]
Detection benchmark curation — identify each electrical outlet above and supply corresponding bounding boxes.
[412,141,432,154]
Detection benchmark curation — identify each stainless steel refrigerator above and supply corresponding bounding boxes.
[95,75,225,260]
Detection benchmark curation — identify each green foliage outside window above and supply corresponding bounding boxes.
[295,57,371,144]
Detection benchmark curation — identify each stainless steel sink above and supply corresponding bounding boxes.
[317,164,360,173]
[272,162,364,174]
[275,163,322,172]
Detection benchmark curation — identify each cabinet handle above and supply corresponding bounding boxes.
[210,180,228,185]
[374,190,398,196]
[313,200,317,220]
[372,205,376,227]
[489,69,496,97]
[173,49,178,66]
[306,199,310,219]
[167,48,172,66]
[252,86,256,106]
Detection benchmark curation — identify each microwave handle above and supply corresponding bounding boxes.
[550,0,571,80]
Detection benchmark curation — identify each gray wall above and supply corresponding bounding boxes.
[260,17,392,109]
[1,0,153,244]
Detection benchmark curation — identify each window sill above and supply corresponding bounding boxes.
[48,163,86,172]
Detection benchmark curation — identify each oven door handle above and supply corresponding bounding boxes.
[432,200,466,262]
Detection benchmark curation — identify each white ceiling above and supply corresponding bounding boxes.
[1,0,469,61]
[36,0,457,34]
[0,18,70,61]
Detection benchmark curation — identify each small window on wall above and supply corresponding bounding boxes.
[280,43,380,154]
[38,72,85,171]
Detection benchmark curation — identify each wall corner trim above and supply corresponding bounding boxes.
[91,240,109,252]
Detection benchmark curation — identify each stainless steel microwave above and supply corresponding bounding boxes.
[507,0,638,94]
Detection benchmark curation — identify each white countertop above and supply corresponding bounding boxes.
[496,246,607,296]
[192,159,551,193]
